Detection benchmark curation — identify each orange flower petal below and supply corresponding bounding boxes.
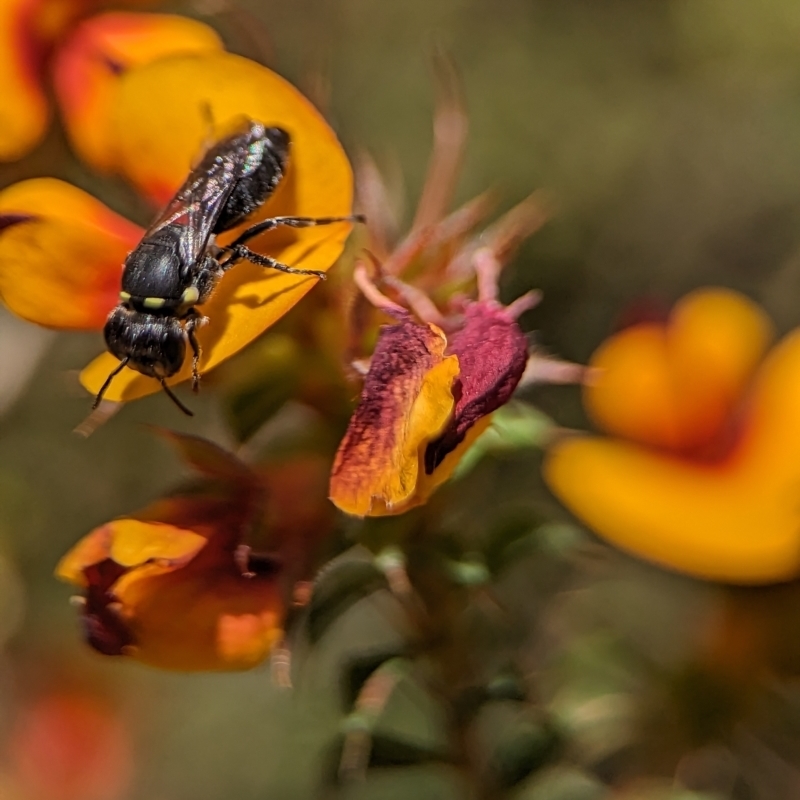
[80,52,355,402]
[0,0,50,160]
[545,329,800,584]
[53,12,222,171]
[586,289,773,451]
[112,558,283,671]
[0,178,142,329]
[10,692,133,800]
[58,515,283,670]
[330,316,459,516]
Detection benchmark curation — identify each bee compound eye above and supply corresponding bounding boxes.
[157,323,187,377]
[264,127,290,153]
[103,307,131,362]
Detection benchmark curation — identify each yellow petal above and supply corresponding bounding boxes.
[106,519,207,568]
[545,329,800,584]
[667,288,773,449]
[55,525,113,585]
[0,179,142,329]
[52,12,222,171]
[80,52,355,402]
[411,415,494,506]
[330,318,459,516]
[0,0,50,160]
[586,288,773,452]
[55,518,207,584]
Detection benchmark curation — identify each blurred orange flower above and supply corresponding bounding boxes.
[0,46,355,406]
[8,690,133,800]
[56,433,286,671]
[543,287,800,584]
[0,2,220,161]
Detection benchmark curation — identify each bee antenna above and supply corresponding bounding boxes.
[93,358,130,409]
[159,379,194,417]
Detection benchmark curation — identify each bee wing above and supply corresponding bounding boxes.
[142,122,270,274]
[143,155,240,273]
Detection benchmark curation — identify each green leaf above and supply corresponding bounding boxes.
[512,766,608,800]
[484,517,543,575]
[487,714,562,790]
[338,658,451,771]
[342,649,409,709]
[484,517,586,576]
[306,551,388,644]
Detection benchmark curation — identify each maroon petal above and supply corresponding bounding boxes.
[425,301,528,472]
[81,560,135,657]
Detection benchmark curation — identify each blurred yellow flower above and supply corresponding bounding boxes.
[0,2,214,162]
[543,287,800,584]
[52,11,223,174]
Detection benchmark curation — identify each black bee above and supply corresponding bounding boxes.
[94,118,362,415]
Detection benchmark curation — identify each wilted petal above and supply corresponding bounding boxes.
[425,300,529,472]
[544,329,800,584]
[53,12,222,171]
[80,52,355,402]
[586,289,773,452]
[330,315,459,516]
[0,179,142,329]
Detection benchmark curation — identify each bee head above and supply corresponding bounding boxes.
[103,306,186,379]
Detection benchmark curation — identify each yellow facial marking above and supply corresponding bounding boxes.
[181,286,200,306]
[143,297,167,309]
[119,291,131,302]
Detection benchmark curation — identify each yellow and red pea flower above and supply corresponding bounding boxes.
[543,287,800,585]
[330,109,562,517]
[329,249,536,517]
[0,33,356,404]
[56,432,302,671]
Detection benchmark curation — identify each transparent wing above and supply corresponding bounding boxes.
[143,153,241,272]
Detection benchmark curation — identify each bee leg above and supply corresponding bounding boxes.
[185,317,202,392]
[159,379,194,416]
[224,244,327,279]
[228,214,366,248]
[92,357,129,409]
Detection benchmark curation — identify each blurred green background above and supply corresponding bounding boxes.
[4,1,800,798]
